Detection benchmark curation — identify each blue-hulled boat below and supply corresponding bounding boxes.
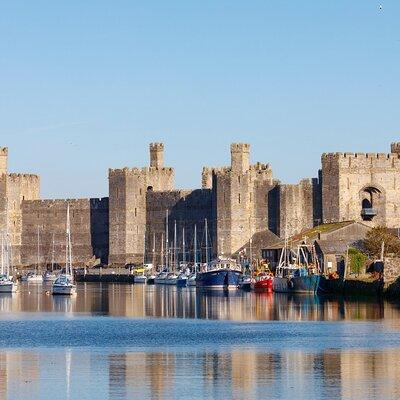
[272,241,320,294]
[196,258,243,290]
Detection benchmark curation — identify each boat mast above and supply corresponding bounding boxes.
[165,210,169,271]
[205,218,209,265]
[66,204,72,278]
[173,220,177,272]
[152,232,155,272]
[143,234,146,268]
[1,232,4,276]
[51,233,55,272]
[37,225,40,275]
[161,232,164,269]
[182,226,186,266]
[194,224,197,273]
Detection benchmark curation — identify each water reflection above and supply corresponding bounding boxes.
[0,283,398,321]
[0,348,399,400]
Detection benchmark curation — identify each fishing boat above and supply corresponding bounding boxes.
[52,205,76,295]
[0,232,17,293]
[196,219,243,290]
[272,241,320,294]
[196,257,243,289]
[251,273,274,292]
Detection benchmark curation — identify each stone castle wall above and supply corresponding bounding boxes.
[322,149,400,228]
[146,189,213,264]
[21,198,109,267]
[2,141,400,267]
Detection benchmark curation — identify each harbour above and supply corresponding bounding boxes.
[1,282,400,399]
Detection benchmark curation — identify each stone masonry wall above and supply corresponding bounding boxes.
[322,149,400,228]
[146,189,213,265]
[21,198,108,267]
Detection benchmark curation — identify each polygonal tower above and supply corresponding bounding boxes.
[108,142,174,265]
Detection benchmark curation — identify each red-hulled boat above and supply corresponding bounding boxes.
[251,273,273,292]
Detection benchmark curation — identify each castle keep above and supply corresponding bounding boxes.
[1,142,400,268]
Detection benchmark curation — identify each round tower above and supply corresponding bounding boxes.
[230,143,250,173]
[149,142,164,168]
[0,147,8,175]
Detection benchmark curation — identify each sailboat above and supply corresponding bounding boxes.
[146,233,157,285]
[155,211,169,284]
[52,204,76,295]
[165,220,178,285]
[176,227,188,287]
[135,234,148,284]
[25,226,43,282]
[43,233,57,282]
[0,231,17,293]
[187,224,198,287]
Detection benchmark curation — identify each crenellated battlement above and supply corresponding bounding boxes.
[0,147,8,155]
[108,166,174,176]
[8,173,40,181]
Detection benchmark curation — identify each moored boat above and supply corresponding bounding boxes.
[52,205,76,296]
[154,271,168,284]
[196,257,242,290]
[272,242,320,294]
[252,273,273,292]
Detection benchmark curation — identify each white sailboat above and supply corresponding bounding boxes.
[155,211,169,284]
[52,204,76,295]
[187,224,198,287]
[135,234,147,284]
[0,231,17,293]
[24,226,43,282]
[43,233,57,282]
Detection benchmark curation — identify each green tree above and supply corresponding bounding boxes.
[364,226,400,258]
[348,248,367,275]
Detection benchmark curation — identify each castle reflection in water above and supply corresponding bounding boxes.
[0,348,400,399]
[0,284,400,399]
[0,283,397,322]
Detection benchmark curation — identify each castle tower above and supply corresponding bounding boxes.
[0,147,8,175]
[390,142,400,155]
[108,143,174,265]
[231,143,250,173]
[150,142,164,168]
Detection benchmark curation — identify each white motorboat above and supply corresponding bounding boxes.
[52,205,76,296]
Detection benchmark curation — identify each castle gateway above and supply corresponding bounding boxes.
[1,142,399,267]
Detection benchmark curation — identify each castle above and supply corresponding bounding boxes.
[1,142,400,268]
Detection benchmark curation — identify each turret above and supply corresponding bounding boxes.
[150,142,164,168]
[0,147,8,175]
[390,142,400,155]
[230,143,250,173]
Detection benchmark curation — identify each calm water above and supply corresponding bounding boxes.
[1,283,400,400]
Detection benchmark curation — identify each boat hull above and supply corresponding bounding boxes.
[52,284,76,295]
[273,275,320,293]
[176,277,187,287]
[196,269,242,290]
[134,276,147,284]
[0,283,17,293]
[252,278,273,292]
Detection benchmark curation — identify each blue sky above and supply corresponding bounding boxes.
[0,1,399,198]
